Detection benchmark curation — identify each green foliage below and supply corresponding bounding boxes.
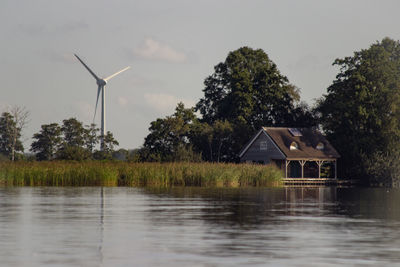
[112,148,129,161]
[30,117,119,161]
[0,161,283,187]
[364,150,400,187]
[141,103,202,162]
[31,123,62,161]
[61,118,86,147]
[191,119,233,162]
[0,112,24,160]
[84,123,99,153]
[196,47,312,129]
[317,37,400,180]
[102,131,119,154]
[56,145,92,161]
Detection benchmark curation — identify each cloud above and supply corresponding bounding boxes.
[144,93,195,113]
[133,38,187,63]
[118,96,128,107]
[18,20,88,36]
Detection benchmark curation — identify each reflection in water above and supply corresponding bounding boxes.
[1,186,400,266]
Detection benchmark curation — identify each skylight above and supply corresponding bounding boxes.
[289,128,302,137]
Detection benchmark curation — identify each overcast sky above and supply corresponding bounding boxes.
[1,0,400,150]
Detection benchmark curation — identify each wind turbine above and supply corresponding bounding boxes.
[74,54,130,150]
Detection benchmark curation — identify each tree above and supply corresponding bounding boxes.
[190,120,233,162]
[31,123,62,161]
[9,106,29,161]
[196,47,315,161]
[213,120,233,162]
[140,103,201,162]
[317,37,400,181]
[57,118,90,160]
[84,123,99,153]
[0,112,24,160]
[61,118,86,147]
[196,47,306,129]
[93,131,119,160]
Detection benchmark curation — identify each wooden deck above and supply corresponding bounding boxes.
[283,178,359,186]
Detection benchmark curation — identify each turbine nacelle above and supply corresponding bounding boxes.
[97,79,107,86]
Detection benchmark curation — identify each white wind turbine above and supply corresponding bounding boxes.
[74,54,130,150]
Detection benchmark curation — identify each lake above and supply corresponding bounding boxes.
[1,186,400,266]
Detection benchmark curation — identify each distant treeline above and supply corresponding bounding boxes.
[0,115,119,161]
[2,38,400,186]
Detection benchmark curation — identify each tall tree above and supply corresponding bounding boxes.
[57,118,90,160]
[9,106,29,161]
[31,123,62,161]
[196,47,305,129]
[0,112,24,160]
[317,37,400,181]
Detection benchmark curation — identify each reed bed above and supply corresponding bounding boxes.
[0,162,283,187]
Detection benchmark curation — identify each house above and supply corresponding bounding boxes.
[239,127,340,179]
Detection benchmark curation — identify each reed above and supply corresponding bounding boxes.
[0,161,283,187]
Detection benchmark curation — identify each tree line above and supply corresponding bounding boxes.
[2,38,400,184]
[0,114,119,161]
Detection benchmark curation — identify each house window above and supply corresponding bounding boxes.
[316,142,324,150]
[260,141,268,150]
[290,141,298,150]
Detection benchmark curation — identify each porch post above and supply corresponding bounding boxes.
[316,160,324,179]
[299,160,306,178]
[318,162,321,178]
[285,159,287,178]
[285,160,291,178]
[334,160,337,179]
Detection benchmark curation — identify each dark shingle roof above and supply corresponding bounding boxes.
[263,127,340,159]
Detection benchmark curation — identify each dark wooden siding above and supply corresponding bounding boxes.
[241,131,286,164]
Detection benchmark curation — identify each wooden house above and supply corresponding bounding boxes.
[239,127,340,179]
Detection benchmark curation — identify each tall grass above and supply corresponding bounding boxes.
[0,162,283,187]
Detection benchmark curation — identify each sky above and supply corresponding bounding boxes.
[1,0,400,150]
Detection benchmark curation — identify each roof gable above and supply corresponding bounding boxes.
[239,129,285,158]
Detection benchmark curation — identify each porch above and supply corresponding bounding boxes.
[274,159,337,179]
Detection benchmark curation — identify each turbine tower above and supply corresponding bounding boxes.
[74,54,130,150]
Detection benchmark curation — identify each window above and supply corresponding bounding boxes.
[316,142,324,150]
[260,141,268,150]
[290,141,298,150]
[289,128,302,136]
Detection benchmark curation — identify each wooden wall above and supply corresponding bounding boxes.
[240,131,286,164]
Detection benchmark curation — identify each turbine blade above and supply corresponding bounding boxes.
[93,86,101,123]
[104,66,131,82]
[74,54,100,81]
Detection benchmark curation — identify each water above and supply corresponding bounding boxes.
[1,187,400,266]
